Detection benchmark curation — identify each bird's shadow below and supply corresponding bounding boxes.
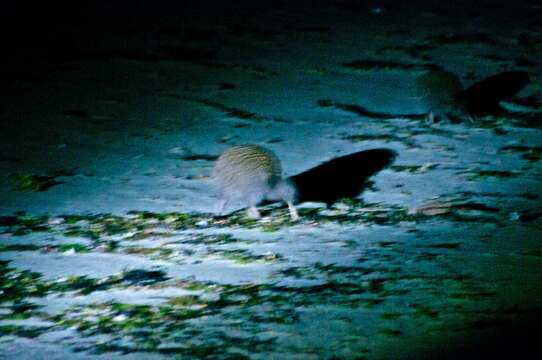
[457,70,530,116]
[289,148,396,206]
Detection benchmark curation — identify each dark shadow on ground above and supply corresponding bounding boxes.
[289,148,396,206]
[458,70,530,116]
[407,309,542,360]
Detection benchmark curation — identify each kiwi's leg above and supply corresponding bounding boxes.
[247,206,261,219]
[426,110,436,123]
[246,193,264,219]
[216,198,229,215]
[286,201,299,221]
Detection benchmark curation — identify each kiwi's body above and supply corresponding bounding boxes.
[212,144,298,220]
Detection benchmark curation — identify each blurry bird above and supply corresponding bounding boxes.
[321,70,530,123]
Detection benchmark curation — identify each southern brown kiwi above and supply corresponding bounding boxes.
[323,70,529,123]
[416,70,467,122]
[212,144,299,220]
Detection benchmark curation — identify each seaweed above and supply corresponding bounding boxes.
[229,24,283,42]
[378,328,403,337]
[0,244,41,252]
[318,99,426,121]
[55,243,90,253]
[465,170,520,181]
[179,233,239,245]
[381,312,401,320]
[0,196,509,242]
[211,249,283,264]
[0,155,21,163]
[53,275,106,295]
[218,82,236,90]
[120,269,169,286]
[500,145,542,162]
[1,214,50,235]
[12,169,75,192]
[167,295,203,307]
[506,95,542,111]
[391,164,439,174]
[428,32,497,46]
[117,46,218,65]
[409,303,439,319]
[342,59,442,72]
[0,262,50,301]
[449,289,496,300]
[4,301,41,320]
[344,134,407,143]
[0,325,49,338]
[63,109,89,119]
[427,242,461,249]
[13,174,63,192]
[515,56,538,68]
[177,97,263,121]
[178,153,219,161]
[515,211,542,223]
[375,44,435,59]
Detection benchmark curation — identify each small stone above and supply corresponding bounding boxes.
[48,217,65,225]
[113,314,128,322]
[63,248,76,255]
[509,212,521,221]
[196,219,209,227]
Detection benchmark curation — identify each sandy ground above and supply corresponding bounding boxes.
[1,1,541,359]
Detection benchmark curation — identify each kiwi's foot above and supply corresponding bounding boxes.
[426,111,436,123]
[216,199,229,216]
[288,201,299,221]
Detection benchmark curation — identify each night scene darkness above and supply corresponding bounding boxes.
[1,1,542,359]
